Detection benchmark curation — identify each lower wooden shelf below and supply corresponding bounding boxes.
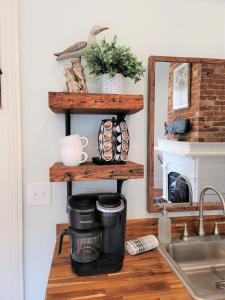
[49,161,144,182]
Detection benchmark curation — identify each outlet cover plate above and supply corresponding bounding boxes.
[27,183,52,206]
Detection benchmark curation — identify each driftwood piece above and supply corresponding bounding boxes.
[64,58,88,93]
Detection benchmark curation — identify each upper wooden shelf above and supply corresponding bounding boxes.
[49,161,144,182]
[48,92,144,115]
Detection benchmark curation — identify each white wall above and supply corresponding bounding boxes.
[20,1,225,299]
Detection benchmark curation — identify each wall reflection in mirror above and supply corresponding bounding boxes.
[153,60,225,208]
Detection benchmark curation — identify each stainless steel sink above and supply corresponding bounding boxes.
[159,236,225,300]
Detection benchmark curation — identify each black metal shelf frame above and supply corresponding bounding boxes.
[64,110,126,198]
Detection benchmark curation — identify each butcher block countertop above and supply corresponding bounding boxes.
[46,216,224,300]
[45,216,225,300]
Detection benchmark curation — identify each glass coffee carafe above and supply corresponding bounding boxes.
[58,227,102,263]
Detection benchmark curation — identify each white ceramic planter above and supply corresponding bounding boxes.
[101,73,123,94]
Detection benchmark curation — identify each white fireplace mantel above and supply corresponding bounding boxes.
[155,139,225,157]
[155,139,225,202]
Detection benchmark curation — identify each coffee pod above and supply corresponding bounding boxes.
[103,141,112,151]
[102,151,113,161]
[122,131,129,141]
[103,120,113,130]
[103,130,112,141]
[120,151,128,161]
[121,141,129,152]
[120,121,128,131]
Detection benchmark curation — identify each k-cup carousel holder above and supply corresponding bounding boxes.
[93,118,130,165]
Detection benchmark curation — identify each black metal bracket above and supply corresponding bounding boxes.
[117,179,126,194]
[117,112,126,122]
[64,110,73,200]
[67,181,72,198]
[64,109,71,136]
[66,181,72,213]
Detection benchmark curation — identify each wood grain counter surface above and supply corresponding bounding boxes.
[44,217,203,300]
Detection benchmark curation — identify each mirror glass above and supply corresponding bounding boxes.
[152,60,225,209]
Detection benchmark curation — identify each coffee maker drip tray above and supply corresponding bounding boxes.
[71,253,124,276]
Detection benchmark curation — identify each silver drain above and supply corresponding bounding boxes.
[216,280,225,290]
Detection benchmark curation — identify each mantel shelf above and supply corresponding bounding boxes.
[49,161,144,182]
[48,92,144,115]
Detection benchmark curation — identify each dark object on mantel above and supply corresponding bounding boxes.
[164,119,190,135]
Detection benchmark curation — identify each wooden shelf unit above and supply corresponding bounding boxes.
[49,92,143,114]
[50,161,144,182]
[48,92,144,195]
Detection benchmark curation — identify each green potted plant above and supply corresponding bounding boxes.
[84,36,145,93]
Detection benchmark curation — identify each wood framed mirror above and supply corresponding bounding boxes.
[147,55,225,212]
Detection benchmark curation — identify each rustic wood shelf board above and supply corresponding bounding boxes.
[49,161,144,182]
[49,92,144,114]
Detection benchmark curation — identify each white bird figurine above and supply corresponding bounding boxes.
[54,25,109,61]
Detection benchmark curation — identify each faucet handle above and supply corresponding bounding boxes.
[176,223,188,241]
[214,221,225,235]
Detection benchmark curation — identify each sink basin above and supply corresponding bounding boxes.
[159,236,225,300]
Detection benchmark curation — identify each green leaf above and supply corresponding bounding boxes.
[84,35,145,82]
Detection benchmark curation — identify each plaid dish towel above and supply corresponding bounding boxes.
[125,235,159,255]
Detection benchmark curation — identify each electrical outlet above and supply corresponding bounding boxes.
[27,183,52,206]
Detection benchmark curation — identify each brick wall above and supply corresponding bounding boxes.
[167,63,225,142]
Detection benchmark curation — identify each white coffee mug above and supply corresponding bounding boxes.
[60,147,88,166]
[60,134,88,166]
[60,134,88,148]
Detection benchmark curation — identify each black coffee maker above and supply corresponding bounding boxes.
[58,193,127,276]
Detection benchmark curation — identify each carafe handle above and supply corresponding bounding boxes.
[58,228,73,255]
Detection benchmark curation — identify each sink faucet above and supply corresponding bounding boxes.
[199,186,225,236]
[175,175,193,205]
